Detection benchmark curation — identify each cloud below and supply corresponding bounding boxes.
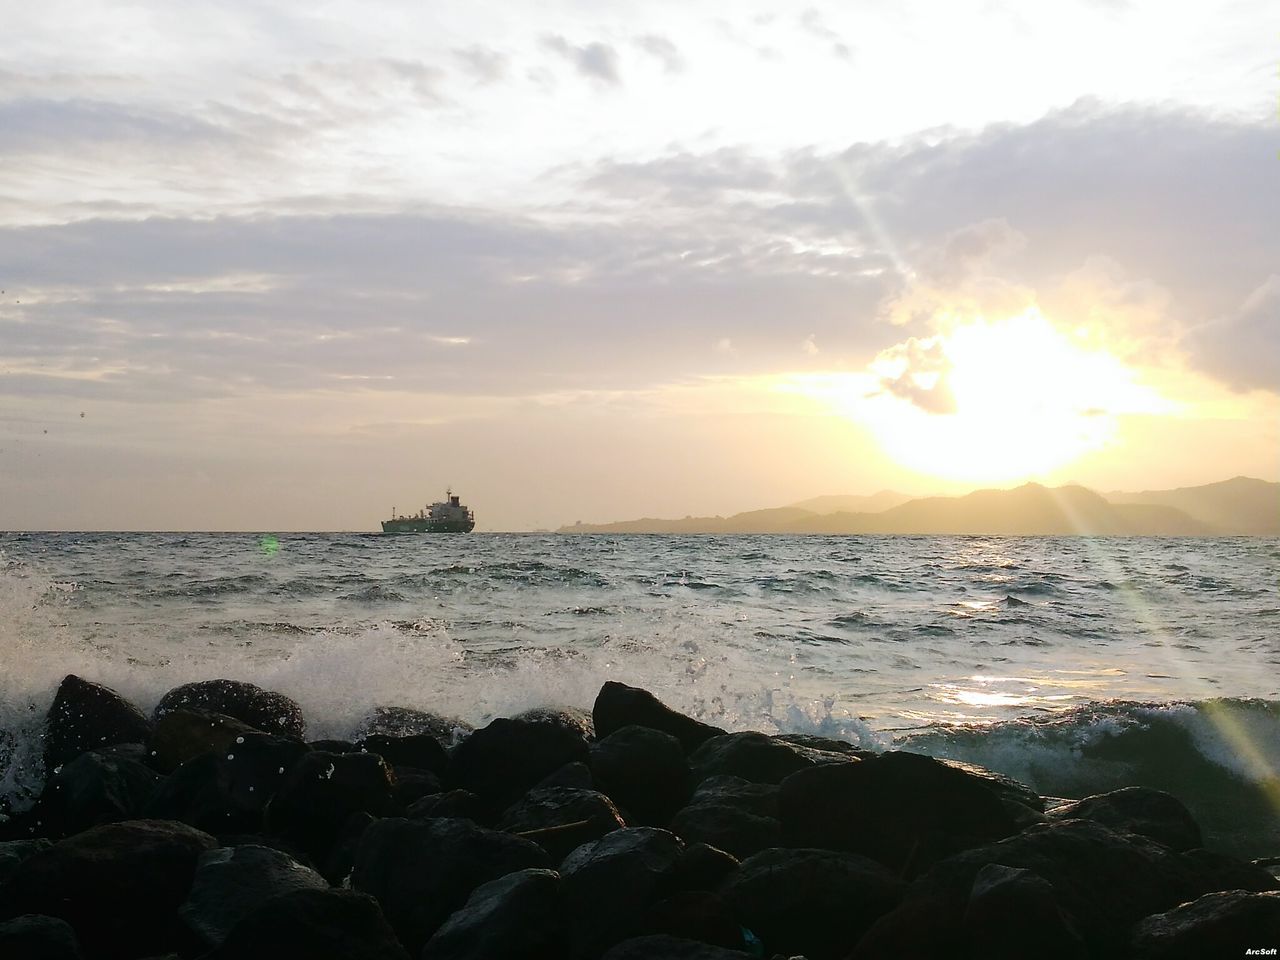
[453,45,510,85]
[871,336,957,414]
[634,35,684,73]
[1184,275,1280,393]
[542,36,621,87]
[798,8,852,60]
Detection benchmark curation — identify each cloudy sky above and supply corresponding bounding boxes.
[1,0,1277,530]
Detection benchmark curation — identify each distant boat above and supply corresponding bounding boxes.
[381,489,476,534]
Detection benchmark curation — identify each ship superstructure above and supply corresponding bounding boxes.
[381,489,476,533]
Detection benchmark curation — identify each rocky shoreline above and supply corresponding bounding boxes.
[1,674,1277,958]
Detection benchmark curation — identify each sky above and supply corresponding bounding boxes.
[1,0,1277,531]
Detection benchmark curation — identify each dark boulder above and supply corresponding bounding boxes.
[150,709,263,772]
[665,842,740,893]
[201,888,409,960]
[593,682,725,753]
[388,767,443,808]
[406,789,486,823]
[639,890,746,951]
[669,776,780,860]
[350,816,550,953]
[0,839,52,886]
[354,733,448,776]
[35,750,161,836]
[961,864,1087,959]
[688,731,849,785]
[43,675,152,770]
[590,725,692,826]
[421,868,563,960]
[145,733,309,834]
[1049,786,1202,851]
[1,819,217,958]
[355,705,471,745]
[1130,889,1280,958]
[536,761,595,791]
[446,716,589,815]
[558,826,686,959]
[265,751,397,862]
[516,705,596,739]
[0,914,83,959]
[721,847,902,960]
[779,751,1018,874]
[600,934,752,959]
[774,732,867,755]
[498,787,626,863]
[152,679,305,740]
[1184,848,1280,892]
[179,844,327,949]
[321,811,377,886]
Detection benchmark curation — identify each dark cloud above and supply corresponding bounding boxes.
[634,35,684,73]
[541,36,621,87]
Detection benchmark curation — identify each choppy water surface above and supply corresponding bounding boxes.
[2,532,1278,855]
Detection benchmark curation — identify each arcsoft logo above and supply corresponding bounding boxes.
[1244,950,1277,956]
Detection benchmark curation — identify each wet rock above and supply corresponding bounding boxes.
[145,733,309,834]
[355,733,448,775]
[265,751,397,862]
[559,826,686,959]
[421,867,562,960]
[721,847,902,960]
[44,675,152,770]
[150,709,263,772]
[536,760,595,790]
[938,756,1046,813]
[600,934,752,959]
[774,732,867,755]
[779,751,1018,874]
[498,786,626,862]
[309,738,356,753]
[0,914,83,959]
[1050,786,1202,851]
[1184,848,1280,892]
[321,811,377,886]
[388,767,443,808]
[356,705,472,745]
[446,716,590,815]
[406,789,486,823]
[665,842,740,893]
[350,816,550,953]
[201,888,409,960]
[593,682,725,753]
[1,819,217,957]
[179,844,327,949]
[640,890,745,951]
[35,750,161,836]
[961,864,1087,959]
[1130,889,1280,958]
[669,800,780,861]
[689,731,849,785]
[153,679,305,740]
[590,725,692,826]
[516,705,596,739]
[0,839,52,886]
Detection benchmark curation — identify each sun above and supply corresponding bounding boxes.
[786,308,1174,486]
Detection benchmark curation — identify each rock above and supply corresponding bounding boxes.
[446,716,590,815]
[321,812,377,886]
[689,731,849,785]
[590,725,692,826]
[354,733,448,775]
[536,761,595,791]
[0,839,52,886]
[153,679,305,740]
[145,733,309,834]
[421,868,562,960]
[559,827,686,959]
[669,777,780,859]
[150,709,263,772]
[355,705,472,745]
[43,675,152,770]
[665,842,740,893]
[265,752,397,862]
[779,751,1018,874]
[406,789,486,823]
[774,732,867,755]
[201,888,409,960]
[1130,889,1280,958]
[350,816,550,953]
[854,819,1213,958]
[1183,848,1280,892]
[516,705,596,739]
[593,682,725,753]
[35,750,161,836]
[961,864,1087,959]
[389,767,443,808]
[640,891,746,951]
[721,847,902,960]
[0,914,83,959]
[1049,786,1202,851]
[600,935,752,959]
[1,819,217,958]
[179,844,327,948]
[310,738,356,754]
[498,787,627,862]
[938,757,1045,813]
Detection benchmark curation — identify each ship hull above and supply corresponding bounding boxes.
[381,518,475,534]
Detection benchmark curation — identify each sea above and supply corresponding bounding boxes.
[1,532,1278,858]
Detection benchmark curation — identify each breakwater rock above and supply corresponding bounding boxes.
[0,674,1276,958]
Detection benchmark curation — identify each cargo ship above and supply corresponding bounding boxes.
[381,489,476,533]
